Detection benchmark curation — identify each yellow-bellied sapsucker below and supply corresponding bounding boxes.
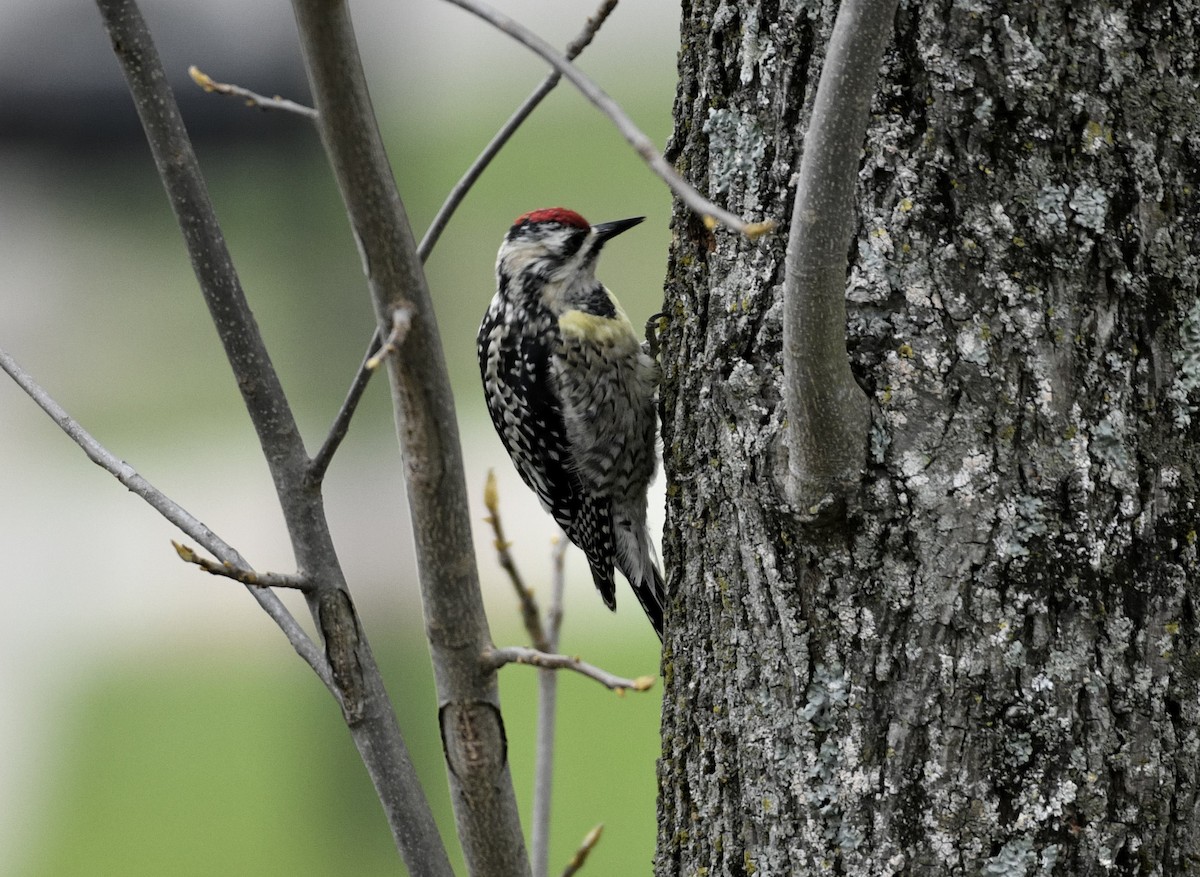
[477,207,664,639]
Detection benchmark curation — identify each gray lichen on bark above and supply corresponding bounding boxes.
[659,0,1200,873]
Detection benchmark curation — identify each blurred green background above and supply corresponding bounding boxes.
[0,1,678,874]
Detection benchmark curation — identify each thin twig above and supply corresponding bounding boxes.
[484,646,655,694]
[0,345,333,689]
[188,65,318,120]
[484,470,551,652]
[308,329,383,486]
[418,0,619,260]
[531,531,569,877]
[172,541,312,590]
[560,824,604,877]
[442,0,775,239]
[308,304,408,484]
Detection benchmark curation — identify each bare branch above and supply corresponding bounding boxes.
[442,0,775,239]
[782,0,897,514]
[0,345,332,689]
[188,65,318,120]
[307,330,383,486]
[418,0,620,259]
[484,470,552,652]
[308,304,410,484]
[482,472,573,877]
[94,2,452,870]
[560,824,604,877]
[290,1,528,873]
[96,0,312,504]
[172,541,312,590]
[531,674,558,877]
[484,646,656,694]
[547,532,568,648]
[531,532,569,877]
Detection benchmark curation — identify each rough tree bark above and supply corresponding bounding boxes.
[658,0,1200,873]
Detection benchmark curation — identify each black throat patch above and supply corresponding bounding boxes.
[576,283,617,318]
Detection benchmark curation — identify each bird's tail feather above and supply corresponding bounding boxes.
[632,563,665,641]
[615,520,665,640]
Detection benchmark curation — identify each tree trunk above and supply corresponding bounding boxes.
[658,0,1200,873]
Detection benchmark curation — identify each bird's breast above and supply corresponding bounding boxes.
[557,308,638,353]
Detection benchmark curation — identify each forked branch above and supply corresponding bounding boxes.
[307,331,382,486]
[93,1,453,872]
[0,344,331,688]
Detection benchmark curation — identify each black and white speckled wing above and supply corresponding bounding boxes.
[477,299,618,609]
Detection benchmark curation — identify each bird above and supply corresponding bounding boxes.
[477,207,665,639]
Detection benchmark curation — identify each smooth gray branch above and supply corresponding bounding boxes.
[531,532,569,877]
[485,646,656,694]
[547,533,568,647]
[188,66,318,120]
[0,345,332,689]
[782,0,898,514]
[442,0,774,239]
[95,1,451,870]
[289,0,528,874]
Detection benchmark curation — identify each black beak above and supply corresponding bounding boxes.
[591,216,645,243]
